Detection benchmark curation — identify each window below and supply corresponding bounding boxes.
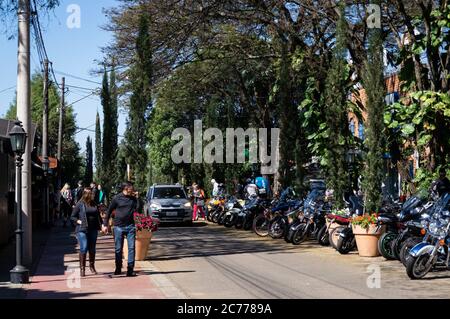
[358,123,365,141]
[152,187,186,199]
[349,120,355,135]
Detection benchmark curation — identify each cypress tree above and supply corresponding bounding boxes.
[101,68,114,190]
[84,136,93,185]
[124,13,153,191]
[323,2,351,208]
[95,111,102,182]
[109,63,119,186]
[362,0,386,212]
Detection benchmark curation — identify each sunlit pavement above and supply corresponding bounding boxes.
[149,221,450,299]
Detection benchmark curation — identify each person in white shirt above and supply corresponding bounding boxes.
[211,179,220,197]
[244,178,259,198]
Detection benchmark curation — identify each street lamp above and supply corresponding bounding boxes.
[9,120,30,284]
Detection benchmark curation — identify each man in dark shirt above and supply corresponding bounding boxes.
[102,182,139,276]
[74,180,84,203]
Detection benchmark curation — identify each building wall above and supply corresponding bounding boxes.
[0,147,15,246]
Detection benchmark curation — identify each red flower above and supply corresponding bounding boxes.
[133,212,159,232]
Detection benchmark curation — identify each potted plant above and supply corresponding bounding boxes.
[123,213,159,261]
[351,213,385,257]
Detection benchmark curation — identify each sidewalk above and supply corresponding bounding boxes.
[0,228,51,299]
[2,225,186,299]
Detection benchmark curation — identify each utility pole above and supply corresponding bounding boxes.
[42,60,50,226]
[57,77,65,215]
[16,0,32,266]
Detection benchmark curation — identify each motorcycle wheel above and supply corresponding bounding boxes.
[406,253,433,279]
[211,211,220,223]
[253,214,269,237]
[400,237,423,267]
[317,224,330,246]
[292,224,308,245]
[336,235,355,254]
[378,232,398,260]
[329,226,346,250]
[391,234,406,260]
[207,210,214,222]
[269,217,285,239]
[223,215,234,228]
[218,213,226,225]
[243,217,253,231]
[285,220,299,243]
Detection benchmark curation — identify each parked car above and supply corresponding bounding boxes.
[146,184,193,225]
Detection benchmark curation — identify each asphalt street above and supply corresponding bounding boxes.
[150,222,450,299]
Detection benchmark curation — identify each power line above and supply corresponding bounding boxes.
[65,84,99,92]
[0,86,16,94]
[54,70,102,85]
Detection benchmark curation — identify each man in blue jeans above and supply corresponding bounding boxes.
[102,182,139,277]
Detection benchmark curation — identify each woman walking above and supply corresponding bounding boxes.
[60,183,73,227]
[192,183,206,221]
[71,188,102,277]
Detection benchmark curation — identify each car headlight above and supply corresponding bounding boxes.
[150,203,162,211]
[184,202,191,208]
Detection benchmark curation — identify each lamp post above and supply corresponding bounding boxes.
[9,120,29,284]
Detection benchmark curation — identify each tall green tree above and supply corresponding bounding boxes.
[94,111,102,182]
[362,0,386,212]
[100,68,115,191]
[323,2,351,208]
[84,136,93,185]
[124,13,153,191]
[6,73,82,184]
[109,63,119,186]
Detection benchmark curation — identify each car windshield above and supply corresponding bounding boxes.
[152,187,186,199]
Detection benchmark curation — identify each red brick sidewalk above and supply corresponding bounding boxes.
[24,227,181,299]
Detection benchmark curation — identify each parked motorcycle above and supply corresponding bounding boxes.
[334,193,364,254]
[252,188,296,237]
[405,193,450,279]
[389,191,438,260]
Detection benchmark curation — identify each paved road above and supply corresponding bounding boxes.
[150,222,450,299]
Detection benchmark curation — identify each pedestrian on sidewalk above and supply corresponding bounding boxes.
[60,183,73,227]
[97,184,106,205]
[73,180,84,204]
[102,182,140,277]
[192,183,206,221]
[71,187,102,277]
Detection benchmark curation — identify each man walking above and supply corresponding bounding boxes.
[74,180,84,204]
[102,182,139,277]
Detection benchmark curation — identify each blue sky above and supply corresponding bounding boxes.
[0,0,126,154]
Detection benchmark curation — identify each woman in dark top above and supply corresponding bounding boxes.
[71,188,102,277]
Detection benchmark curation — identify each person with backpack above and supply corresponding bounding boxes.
[255,174,271,198]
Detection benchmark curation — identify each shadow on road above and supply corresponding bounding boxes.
[149,223,306,261]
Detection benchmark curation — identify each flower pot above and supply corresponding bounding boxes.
[352,224,386,257]
[123,229,153,261]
